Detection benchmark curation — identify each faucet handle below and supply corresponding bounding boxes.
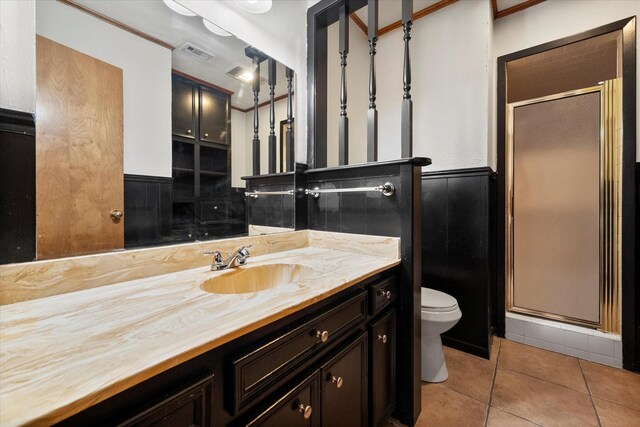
[203,250,223,263]
[238,245,252,256]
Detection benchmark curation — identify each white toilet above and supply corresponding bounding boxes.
[420,287,462,382]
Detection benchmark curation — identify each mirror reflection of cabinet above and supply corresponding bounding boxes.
[170,74,241,242]
[171,80,196,140]
[199,88,228,144]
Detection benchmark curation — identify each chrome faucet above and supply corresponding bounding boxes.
[203,245,252,271]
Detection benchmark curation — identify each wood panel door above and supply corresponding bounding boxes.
[36,35,124,259]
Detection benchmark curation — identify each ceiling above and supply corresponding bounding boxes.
[70,0,291,109]
[352,0,546,37]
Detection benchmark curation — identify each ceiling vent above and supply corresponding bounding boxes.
[179,43,215,63]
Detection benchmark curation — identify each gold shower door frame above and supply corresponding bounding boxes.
[506,81,621,333]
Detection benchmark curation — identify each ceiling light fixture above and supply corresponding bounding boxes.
[162,0,197,17]
[237,70,255,84]
[202,19,232,37]
[233,0,272,14]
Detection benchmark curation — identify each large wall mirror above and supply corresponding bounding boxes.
[1,0,296,265]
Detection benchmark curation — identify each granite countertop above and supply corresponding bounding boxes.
[0,246,399,426]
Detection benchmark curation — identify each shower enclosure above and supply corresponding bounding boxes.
[505,80,622,333]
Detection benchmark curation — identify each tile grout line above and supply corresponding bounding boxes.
[483,338,501,427]
[579,359,603,427]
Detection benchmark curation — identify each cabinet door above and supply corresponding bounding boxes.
[243,372,320,427]
[119,373,214,427]
[200,88,228,144]
[172,79,196,139]
[321,332,367,427]
[369,310,396,427]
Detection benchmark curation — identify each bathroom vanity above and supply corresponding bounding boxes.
[0,231,401,427]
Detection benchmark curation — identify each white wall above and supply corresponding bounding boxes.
[379,0,492,171]
[239,98,292,179]
[231,109,247,188]
[325,0,493,171]
[179,0,308,165]
[36,0,173,177]
[0,0,36,113]
[492,0,640,165]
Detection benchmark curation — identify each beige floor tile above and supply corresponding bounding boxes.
[581,360,640,411]
[490,336,501,363]
[415,383,487,427]
[492,368,598,427]
[593,397,640,427]
[486,407,540,427]
[441,346,496,403]
[498,339,588,393]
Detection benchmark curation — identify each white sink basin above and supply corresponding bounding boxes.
[200,263,315,294]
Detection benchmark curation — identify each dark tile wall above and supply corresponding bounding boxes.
[422,167,496,358]
[0,109,36,264]
[245,174,295,230]
[306,174,403,237]
[124,175,173,248]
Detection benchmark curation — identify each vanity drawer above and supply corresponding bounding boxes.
[240,371,320,427]
[231,290,367,413]
[368,277,396,316]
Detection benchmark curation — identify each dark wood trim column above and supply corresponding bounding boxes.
[286,67,295,173]
[338,4,349,166]
[268,58,277,174]
[367,0,379,162]
[401,0,413,158]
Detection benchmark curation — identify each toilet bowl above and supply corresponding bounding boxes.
[421,287,462,382]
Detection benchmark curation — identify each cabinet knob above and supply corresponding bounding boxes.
[204,132,209,137]
[377,334,388,344]
[186,129,192,134]
[330,375,344,389]
[110,209,123,221]
[298,403,312,419]
[316,330,329,343]
[377,289,392,300]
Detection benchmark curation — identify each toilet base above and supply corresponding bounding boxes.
[421,334,449,382]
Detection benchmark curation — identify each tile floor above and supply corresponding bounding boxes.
[390,337,640,427]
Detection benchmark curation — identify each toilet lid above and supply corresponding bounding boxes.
[421,288,458,311]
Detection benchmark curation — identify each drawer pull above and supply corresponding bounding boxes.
[330,375,344,389]
[316,330,329,343]
[297,403,313,419]
[377,289,392,300]
[377,334,388,344]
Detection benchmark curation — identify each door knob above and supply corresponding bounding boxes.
[186,129,192,134]
[204,132,209,137]
[316,330,329,343]
[110,209,123,221]
[297,403,312,419]
[330,375,344,389]
[378,334,388,344]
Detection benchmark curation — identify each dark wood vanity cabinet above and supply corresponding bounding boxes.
[242,372,320,427]
[59,270,399,427]
[120,373,214,427]
[321,332,368,427]
[369,310,396,427]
